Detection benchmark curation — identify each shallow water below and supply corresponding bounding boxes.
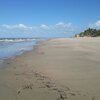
[0,38,40,61]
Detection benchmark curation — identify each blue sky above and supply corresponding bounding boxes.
[0,0,100,38]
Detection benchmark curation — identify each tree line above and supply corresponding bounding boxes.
[75,28,100,37]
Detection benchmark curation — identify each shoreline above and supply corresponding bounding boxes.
[0,38,100,100]
[0,38,45,66]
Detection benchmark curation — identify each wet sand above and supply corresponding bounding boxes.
[0,37,100,100]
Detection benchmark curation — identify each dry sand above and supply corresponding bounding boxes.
[0,37,100,100]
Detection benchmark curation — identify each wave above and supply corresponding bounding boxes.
[0,38,37,43]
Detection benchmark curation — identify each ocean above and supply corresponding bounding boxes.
[0,38,43,63]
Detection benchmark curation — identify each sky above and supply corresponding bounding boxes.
[0,0,100,38]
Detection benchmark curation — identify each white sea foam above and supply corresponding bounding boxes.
[0,38,36,43]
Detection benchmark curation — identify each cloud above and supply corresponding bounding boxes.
[40,24,49,30]
[0,24,33,34]
[55,22,72,28]
[0,22,79,37]
[1,24,32,30]
[89,20,100,29]
[95,20,100,27]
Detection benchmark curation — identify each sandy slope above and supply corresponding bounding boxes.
[0,37,100,100]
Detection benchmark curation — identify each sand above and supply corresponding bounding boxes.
[0,37,100,100]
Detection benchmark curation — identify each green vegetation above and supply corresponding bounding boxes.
[75,28,100,37]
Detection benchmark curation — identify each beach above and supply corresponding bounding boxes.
[0,37,100,100]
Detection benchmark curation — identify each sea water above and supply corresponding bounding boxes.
[0,38,42,63]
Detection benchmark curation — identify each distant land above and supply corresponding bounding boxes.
[75,28,100,37]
